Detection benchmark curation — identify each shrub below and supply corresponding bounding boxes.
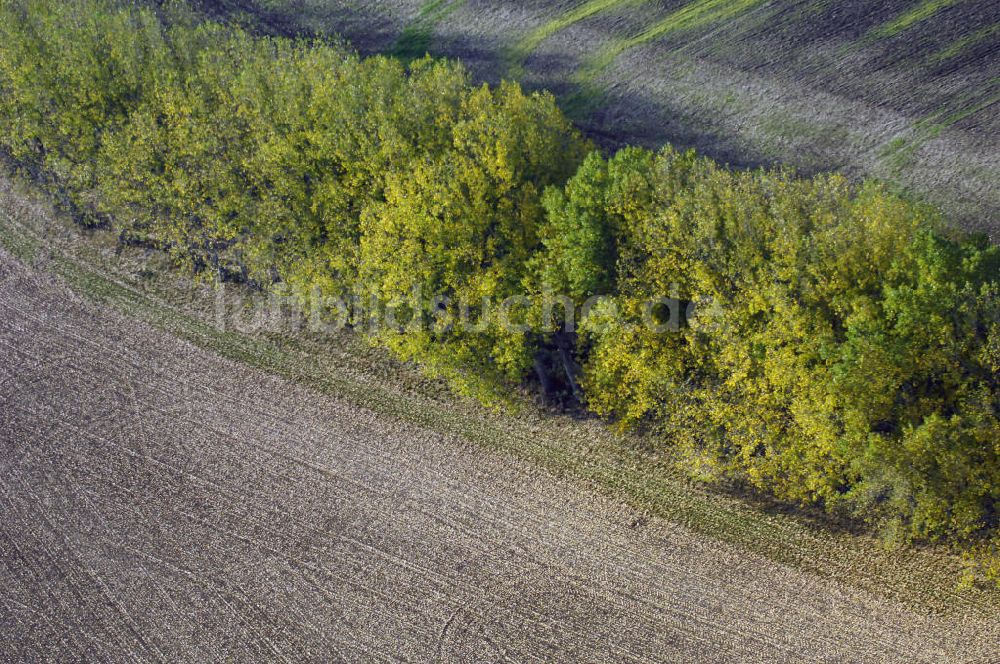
[358,79,590,399]
[2,0,998,585]
[539,146,1000,578]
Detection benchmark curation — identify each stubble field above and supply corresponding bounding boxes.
[1,171,1000,660]
[2,2,999,655]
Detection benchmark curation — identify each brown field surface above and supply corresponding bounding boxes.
[2,180,1000,660]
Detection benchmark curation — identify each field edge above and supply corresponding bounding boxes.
[1,171,999,616]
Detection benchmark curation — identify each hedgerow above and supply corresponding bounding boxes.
[1,0,997,584]
[542,148,1000,575]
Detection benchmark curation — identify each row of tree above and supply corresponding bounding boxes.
[1,0,997,583]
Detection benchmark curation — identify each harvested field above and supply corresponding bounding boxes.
[1,176,1000,660]
[2,235,1000,661]
[2,2,999,658]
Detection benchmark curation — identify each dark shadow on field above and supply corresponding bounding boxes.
[194,1,999,173]
[575,82,777,172]
[424,31,786,174]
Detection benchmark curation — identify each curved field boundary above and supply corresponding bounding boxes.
[5,232,999,660]
[2,172,999,619]
[203,0,1000,232]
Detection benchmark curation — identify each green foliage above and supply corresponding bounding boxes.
[0,0,166,214]
[533,147,656,301]
[2,0,999,587]
[358,80,589,397]
[539,145,1000,583]
[0,0,591,397]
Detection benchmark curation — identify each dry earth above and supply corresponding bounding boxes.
[2,3,1000,660]
[3,243,1000,660]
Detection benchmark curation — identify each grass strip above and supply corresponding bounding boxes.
[503,0,647,77]
[1,175,998,616]
[864,0,964,42]
[563,0,766,118]
[392,0,466,61]
[928,22,1000,63]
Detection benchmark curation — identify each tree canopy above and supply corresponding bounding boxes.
[2,0,997,585]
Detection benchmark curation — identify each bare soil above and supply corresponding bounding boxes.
[2,229,1000,660]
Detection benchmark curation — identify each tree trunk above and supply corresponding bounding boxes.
[533,354,556,404]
